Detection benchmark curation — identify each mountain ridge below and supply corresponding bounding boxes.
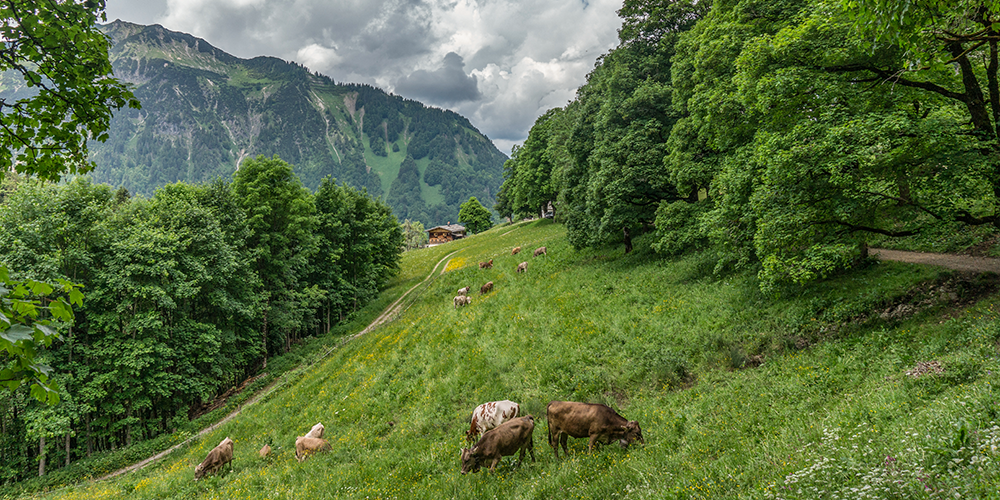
[84,20,506,227]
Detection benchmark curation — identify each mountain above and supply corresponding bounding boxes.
[87,20,507,226]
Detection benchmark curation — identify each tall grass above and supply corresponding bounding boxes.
[15,220,1000,499]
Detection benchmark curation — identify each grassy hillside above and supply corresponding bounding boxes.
[17,222,1000,499]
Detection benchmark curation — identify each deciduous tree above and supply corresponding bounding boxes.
[459,196,493,234]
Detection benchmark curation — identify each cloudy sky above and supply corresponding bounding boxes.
[103,0,625,155]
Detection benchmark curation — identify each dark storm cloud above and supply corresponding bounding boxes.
[394,52,482,105]
[103,0,624,154]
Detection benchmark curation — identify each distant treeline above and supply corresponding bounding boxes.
[0,155,402,483]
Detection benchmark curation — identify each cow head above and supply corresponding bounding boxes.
[460,447,482,474]
[194,463,205,480]
[621,421,644,447]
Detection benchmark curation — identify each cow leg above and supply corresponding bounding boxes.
[527,438,536,462]
[549,431,560,458]
[560,433,570,457]
[588,434,599,453]
[488,457,500,473]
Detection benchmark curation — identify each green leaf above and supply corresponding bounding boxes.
[68,288,84,306]
[1,324,35,344]
[34,323,60,341]
[49,299,73,322]
[29,281,54,296]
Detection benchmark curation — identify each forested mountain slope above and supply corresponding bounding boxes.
[85,21,506,226]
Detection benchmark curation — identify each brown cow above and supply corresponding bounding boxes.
[480,281,493,295]
[516,262,527,273]
[460,415,535,474]
[479,259,493,269]
[258,444,271,458]
[511,246,522,255]
[546,401,644,458]
[533,247,547,257]
[295,436,332,462]
[194,437,234,480]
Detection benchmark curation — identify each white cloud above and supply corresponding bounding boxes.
[104,0,624,155]
[296,43,342,75]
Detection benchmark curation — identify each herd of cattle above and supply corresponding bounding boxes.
[194,400,643,479]
[193,243,643,479]
[454,245,547,309]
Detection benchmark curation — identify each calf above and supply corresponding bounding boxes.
[454,295,472,308]
[480,281,493,295]
[194,437,234,480]
[258,444,271,458]
[466,400,520,443]
[305,422,324,439]
[511,246,521,255]
[546,401,644,458]
[457,286,471,296]
[533,246,547,257]
[516,262,527,273]
[479,259,493,269]
[460,415,535,474]
[295,436,332,462]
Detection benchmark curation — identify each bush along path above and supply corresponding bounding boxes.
[871,248,1000,273]
[93,249,462,483]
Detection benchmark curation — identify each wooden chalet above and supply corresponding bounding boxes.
[426,224,466,245]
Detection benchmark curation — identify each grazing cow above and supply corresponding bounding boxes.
[511,246,522,255]
[454,295,472,308]
[466,400,520,443]
[460,415,536,474]
[295,436,332,462]
[194,437,234,480]
[479,259,493,269]
[533,246,547,257]
[516,262,527,273]
[480,281,493,295]
[546,401,644,458]
[305,422,324,439]
[457,286,471,296]
[258,444,271,458]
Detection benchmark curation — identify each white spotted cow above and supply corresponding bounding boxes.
[466,400,520,443]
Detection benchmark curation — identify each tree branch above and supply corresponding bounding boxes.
[822,64,968,101]
[811,220,920,237]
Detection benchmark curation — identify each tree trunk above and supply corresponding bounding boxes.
[949,41,995,138]
[623,227,633,254]
[65,432,71,467]
[855,241,869,267]
[86,413,93,457]
[262,298,269,369]
[38,436,45,477]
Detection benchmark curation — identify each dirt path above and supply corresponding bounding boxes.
[95,250,461,482]
[351,250,459,339]
[871,248,1000,273]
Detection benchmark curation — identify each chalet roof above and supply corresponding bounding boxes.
[426,224,466,234]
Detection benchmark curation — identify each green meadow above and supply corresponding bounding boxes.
[16,221,1000,499]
